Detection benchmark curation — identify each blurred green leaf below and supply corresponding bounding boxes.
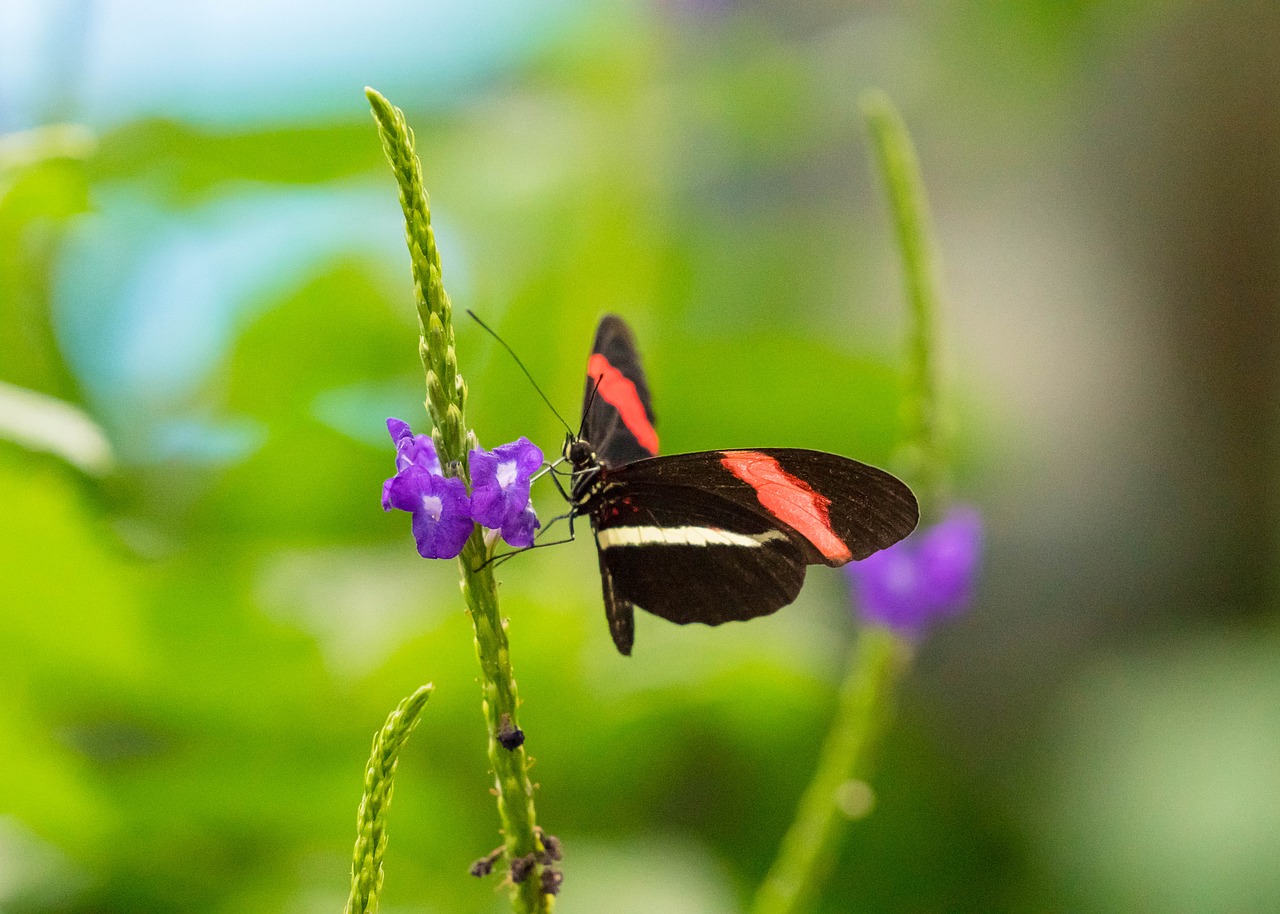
[0,156,92,403]
[90,120,395,206]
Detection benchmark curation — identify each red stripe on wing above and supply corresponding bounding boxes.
[720,451,853,563]
[588,352,660,456]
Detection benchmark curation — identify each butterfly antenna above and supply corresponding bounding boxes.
[467,310,574,435]
[578,376,601,439]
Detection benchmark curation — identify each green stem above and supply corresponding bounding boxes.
[366,88,548,914]
[752,90,949,914]
[365,89,469,471]
[860,89,946,514]
[347,684,434,914]
[750,629,910,914]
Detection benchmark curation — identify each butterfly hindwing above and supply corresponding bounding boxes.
[581,315,659,467]
[595,546,638,655]
[590,480,808,633]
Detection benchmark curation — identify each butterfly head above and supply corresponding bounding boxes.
[564,435,603,507]
[565,435,596,471]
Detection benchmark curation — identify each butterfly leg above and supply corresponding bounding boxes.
[543,467,573,503]
[530,457,568,485]
[473,511,580,571]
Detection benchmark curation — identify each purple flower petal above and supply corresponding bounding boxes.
[513,439,544,476]
[386,416,441,474]
[383,466,435,512]
[917,506,982,614]
[382,431,474,559]
[396,471,473,559]
[387,417,412,442]
[846,505,983,635]
[408,477,474,559]
[468,453,505,528]
[500,503,541,549]
[468,437,544,546]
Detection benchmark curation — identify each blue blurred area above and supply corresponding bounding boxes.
[1,0,586,129]
[53,181,465,458]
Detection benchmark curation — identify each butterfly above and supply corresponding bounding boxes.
[562,315,919,655]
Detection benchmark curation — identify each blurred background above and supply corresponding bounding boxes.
[3,0,1279,911]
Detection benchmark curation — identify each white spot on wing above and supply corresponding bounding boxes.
[597,525,788,549]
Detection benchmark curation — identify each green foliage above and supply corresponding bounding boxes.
[0,130,93,402]
[90,119,387,205]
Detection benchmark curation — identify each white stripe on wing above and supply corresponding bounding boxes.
[597,525,788,549]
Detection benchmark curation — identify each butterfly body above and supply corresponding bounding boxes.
[566,315,918,655]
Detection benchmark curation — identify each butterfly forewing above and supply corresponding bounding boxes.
[611,449,919,566]
[581,315,659,467]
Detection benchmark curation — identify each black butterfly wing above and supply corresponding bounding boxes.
[580,315,659,468]
[609,449,918,566]
[587,448,916,653]
[589,479,810,650]
[594,545,638,656]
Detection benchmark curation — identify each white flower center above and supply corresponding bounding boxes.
[496,460,518,488]
[421,494,443,522]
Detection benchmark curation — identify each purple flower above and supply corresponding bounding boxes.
[382,417,443,510]
[389,417,441,472]
[846,505,983,635]
[382,417,473,559]
[469,437,543,548]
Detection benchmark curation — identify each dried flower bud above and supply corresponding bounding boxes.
[509,853,537,884]
[540,868,564,896]
[497,713,525,751]
[468,846,504,878]
[536,828,563,863]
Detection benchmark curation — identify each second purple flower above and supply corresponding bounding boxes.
[469,437,544,549]
[845,505,983,636]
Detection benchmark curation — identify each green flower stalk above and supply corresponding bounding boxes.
[347,684,433,914]
[751,89,950,914]
[861,88,947,515]
[751,630,909,914]
[366,88,550,914]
